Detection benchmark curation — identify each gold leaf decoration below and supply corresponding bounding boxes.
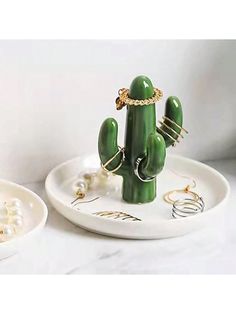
[93,211,141,221]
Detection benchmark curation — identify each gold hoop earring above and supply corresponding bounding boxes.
[163,184,200,205]
[163,170,201,205]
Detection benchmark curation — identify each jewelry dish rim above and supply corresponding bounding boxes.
[45,154,230,239]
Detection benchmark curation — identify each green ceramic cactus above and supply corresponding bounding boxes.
[98,75,184,204]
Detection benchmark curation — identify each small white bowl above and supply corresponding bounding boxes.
[0,179,48,260]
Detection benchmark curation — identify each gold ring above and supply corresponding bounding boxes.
[101,146,125,173]
[163,116,188,134]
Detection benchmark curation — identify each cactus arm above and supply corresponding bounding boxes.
[98,117,125,175]
[157,96,183,148]
[140,132,166,178]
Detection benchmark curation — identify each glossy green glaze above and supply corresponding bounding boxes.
[98,75,183,204]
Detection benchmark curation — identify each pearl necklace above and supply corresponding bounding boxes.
[0,198,24,242]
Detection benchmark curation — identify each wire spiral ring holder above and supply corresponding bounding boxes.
[158,116,188,146]
[172,197,205,219]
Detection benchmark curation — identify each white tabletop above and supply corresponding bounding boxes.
[0,159,235,274]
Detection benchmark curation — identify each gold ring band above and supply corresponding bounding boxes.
[158,120,184,139]
[163,116,188,134]
[157,116,188,146]
[158,128,180,144]
[101,146,125,173]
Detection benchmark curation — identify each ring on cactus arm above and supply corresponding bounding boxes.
[158,116,188,146]
[101,146,125,173]
[116,88,163,110]
[134,157,156,183]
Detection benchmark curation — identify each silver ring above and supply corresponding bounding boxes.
[172,197,205,219]
[134,157,156,182]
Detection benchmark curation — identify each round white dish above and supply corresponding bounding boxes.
[45,154,230,240]
[0,180,48,260]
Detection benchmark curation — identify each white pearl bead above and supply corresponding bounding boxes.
[73,179,88,193]
[83,173,96,187]
[10,207,23,216]
[98,168,110,179]
[12,216,23,227]
[8,198,23,209]
[3,225,14,236]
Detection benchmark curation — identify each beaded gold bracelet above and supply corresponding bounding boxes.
[116,88,163,110]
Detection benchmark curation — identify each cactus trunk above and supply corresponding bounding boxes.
[98,75,184,204]
[123,98,157,202]
[122,172,156,203]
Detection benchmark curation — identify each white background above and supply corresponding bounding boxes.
[0,40,236,183]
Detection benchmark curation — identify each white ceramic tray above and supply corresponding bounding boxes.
[45,154,230,239]
[0,180,48,260]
